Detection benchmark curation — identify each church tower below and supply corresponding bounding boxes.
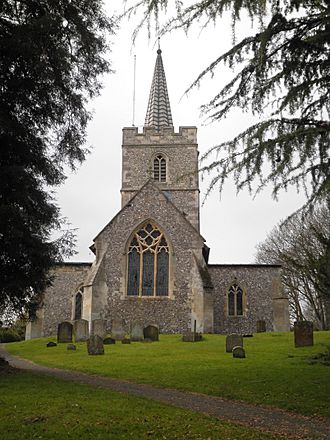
[121,48,200,231]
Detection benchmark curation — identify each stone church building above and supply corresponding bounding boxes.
[26,49,290,339]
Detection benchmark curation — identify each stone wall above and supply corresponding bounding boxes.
[208,264,282,334]
[91,180,205,334]
[41,263,91,336]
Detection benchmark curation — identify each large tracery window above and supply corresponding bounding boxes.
[127,223,169,297]
[153,154,167,182]
[228,283,244,316]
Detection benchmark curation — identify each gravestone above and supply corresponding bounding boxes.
[103,337,116,345]
[91,319,107,339]
[74,319,89,342]
[143,325,159,341]
[87,335,104,355]
[130,323,144,342]
[46,341,57,347]
[294,321,314,347]
[233,346,246,358]
[111,318,125,340]
[226,334,243,353]
[122,338,131,344]
[256,320,266,333]
[57,322,73,343]
[67,343,76,351]
[182,320,202,342]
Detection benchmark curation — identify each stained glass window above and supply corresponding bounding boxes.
[74,291,82,320]
[153,155,167,182]
[127,223,169,296]
[228,284,244,316]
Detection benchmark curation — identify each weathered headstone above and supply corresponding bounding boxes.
[256,320,266,333]
[143,325,159,341]
[91,319,107,339]
[74,319,89,342]
[111,318,125,340]
[182,320,202,342]
[226,334,243,353]
[122,338,131,344]
[294,321,314,347]
[67,343,76,351]
[233,346,246,358]
[46,341,57,347]
[87,335,104,355]
[57,322,73,343]
[130,323,144,342]
[103,337,116,345]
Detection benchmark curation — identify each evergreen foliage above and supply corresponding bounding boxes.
[0,1,114,316]
[130,0,330,206]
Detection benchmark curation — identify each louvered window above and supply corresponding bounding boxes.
[127,223,169,296]
[153,155,167,182]
[228,284,244,316]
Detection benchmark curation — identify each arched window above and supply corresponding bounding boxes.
[228,283,244,316]
[74,291,83,320]
[127,223,169,297]
[153,154,167,182]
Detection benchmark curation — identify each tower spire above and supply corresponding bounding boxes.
[144,45,173,130]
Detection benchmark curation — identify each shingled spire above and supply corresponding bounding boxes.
[144,48,173,130]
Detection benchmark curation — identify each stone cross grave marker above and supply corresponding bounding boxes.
[256,320,266,333]
[294,321,314,347]
[233,346,246,358]
[74,319,89,342]
[144,325,159,341]
[91,319,107,339]
[87,335,104,355]
[57,322,73,343]
[130,323,144,342]
[226,334,243,353]
[111,318,125,340]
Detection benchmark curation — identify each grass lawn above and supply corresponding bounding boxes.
[0,371,281,440]
[5,331,330,419]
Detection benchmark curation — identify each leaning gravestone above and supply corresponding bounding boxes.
[233,346,246,358]
[130,323,144,342]
[226,334,243,353]
[143,325,159,341]
[256,320,266,333]
[57,322,73,343]
[74,319,89,342]
[87,335,104,355]
[91,319,107,339]
[294,321,314,347]
[111,318,125,340]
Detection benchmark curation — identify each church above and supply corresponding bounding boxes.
[26,49,290,339]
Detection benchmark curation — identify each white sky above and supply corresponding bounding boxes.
[55,4,306,264]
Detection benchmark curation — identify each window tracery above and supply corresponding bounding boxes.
[127,223,169,297]
[228,283,244,316]
[153,154,167,182]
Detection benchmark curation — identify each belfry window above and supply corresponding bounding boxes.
[228,284,243,316]
[153,155,167,182]
[127,223,169,297]
[74,290,83,320]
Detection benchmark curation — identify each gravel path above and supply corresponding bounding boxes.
[1,345,329,440]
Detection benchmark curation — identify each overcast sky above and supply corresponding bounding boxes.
[55,4,306,264]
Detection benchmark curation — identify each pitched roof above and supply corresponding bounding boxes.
[144,49,173,130]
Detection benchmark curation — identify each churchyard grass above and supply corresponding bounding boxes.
[6,331,330,419]
[0,371,280,440]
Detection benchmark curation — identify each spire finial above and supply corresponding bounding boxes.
[157,36,161,54]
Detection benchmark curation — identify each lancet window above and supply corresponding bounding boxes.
[127,223,169,297]
[228,283,243,316]
[153,154,167,182]
[74,290,83,320]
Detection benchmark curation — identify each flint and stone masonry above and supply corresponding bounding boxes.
[26,49,290,340]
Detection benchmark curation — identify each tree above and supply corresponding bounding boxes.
[0,1,115,318]
[128,0,329,207]
[256,204,330,329]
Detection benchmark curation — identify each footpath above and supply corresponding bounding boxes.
[1,345,330,440]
